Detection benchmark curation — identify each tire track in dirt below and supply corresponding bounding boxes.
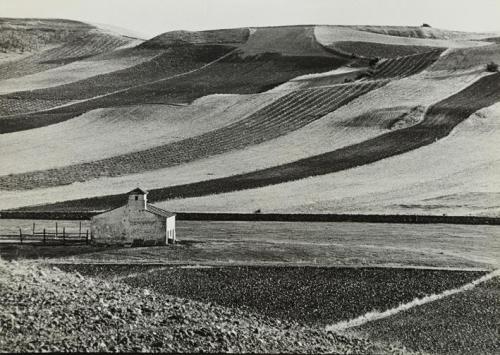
[325,269,500,332]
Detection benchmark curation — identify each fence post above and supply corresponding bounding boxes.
[43,229,46,244]
[62,227,65,245]
[32,222,35,236]
[55,222,58,237]
[86,230,89,245]
[79,221,82,238]
[19,228,23,244]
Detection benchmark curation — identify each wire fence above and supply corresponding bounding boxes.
[0,221,92,245]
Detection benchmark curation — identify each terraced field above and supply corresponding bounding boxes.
[0,81,385,190]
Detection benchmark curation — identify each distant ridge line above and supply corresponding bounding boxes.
[0,211,499,225]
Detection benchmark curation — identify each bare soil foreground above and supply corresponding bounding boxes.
[353,278,500,355]
[0,259,402,353]
[0,220,498,354]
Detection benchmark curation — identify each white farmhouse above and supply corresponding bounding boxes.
[91,188,176,246]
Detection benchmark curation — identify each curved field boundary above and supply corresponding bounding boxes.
[428,44,500,71]
[0,33,132,81]
[315,26,491,50]
[25,72,500,212]
[0,94,281,175]
[239,26,335,57]
[331,41,443,58]
[351,25,496,41]
[368,50,444,79]
[326,269,500,332]
[0,81,386,190]
[0,51,347,134]
[0,45,235,116]
[0,47,239,132]
[0,49,158,95]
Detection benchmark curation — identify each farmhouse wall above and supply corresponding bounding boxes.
[91,206,128,244]
[91,188,176,246]
[91,206,167,245]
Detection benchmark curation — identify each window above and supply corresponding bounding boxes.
[135,196,138,200]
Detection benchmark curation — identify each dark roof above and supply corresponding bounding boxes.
[129,187,148,195]
[146,204,176,218]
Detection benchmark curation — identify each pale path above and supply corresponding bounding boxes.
[325,269,500,332]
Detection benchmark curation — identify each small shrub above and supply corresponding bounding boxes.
[369,57,380,68]
[486,62,498,72]
[422,23,431,28]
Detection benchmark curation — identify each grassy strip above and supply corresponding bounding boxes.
[354,277,500,354]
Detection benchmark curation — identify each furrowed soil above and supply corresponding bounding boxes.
[0,44,235,116]
[0,30,132,81]
[0,93,280,174]
[0,48,155,95]
[353,277,500,355]
[1,258,400,353]
[0,81,383,189]
[54,264,486,327]
[0,49,346,133]
[160,100,500,218]
[22,72,499,214]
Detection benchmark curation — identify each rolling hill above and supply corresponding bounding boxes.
[0,20,499,217]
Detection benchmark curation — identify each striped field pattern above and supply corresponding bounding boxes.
[0,80,387,190]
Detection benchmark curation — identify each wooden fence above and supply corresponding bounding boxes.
[0,222,92,245]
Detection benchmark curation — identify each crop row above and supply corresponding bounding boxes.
[330,41,442,59]
[56,264,486,326]
[0,34,130,81]
[0,51,348,133]
[0,97,70,116]
[0,45,235,116]
[28,73,500,212]
[0,81,385,190]
[369,49,443,79]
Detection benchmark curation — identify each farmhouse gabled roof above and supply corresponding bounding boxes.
[146,204,176,218]
[129,187,148,195]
